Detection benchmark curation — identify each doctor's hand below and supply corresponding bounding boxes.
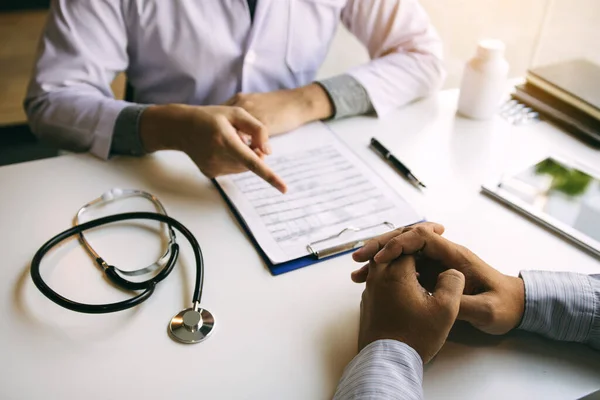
[352,223,525,335]
[359,256,464,363]
[224,84,333,135]
[140,104,287,193]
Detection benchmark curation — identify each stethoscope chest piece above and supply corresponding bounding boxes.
[169,307,215,344]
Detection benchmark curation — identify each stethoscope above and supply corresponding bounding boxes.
[30,188,214,344]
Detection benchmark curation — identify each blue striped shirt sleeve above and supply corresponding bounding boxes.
[519,271,600,350]
[333,340,423,400]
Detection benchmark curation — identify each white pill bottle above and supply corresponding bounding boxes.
[457,39,510,120]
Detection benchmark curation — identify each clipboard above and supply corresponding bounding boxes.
[215,181,419,275]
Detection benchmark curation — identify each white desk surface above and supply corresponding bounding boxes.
[1,90,599,400]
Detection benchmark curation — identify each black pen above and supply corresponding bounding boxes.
[369,138,426,190]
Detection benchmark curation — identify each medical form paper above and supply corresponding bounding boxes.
[215,122,422,265]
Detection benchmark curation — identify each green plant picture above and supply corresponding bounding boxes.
[535,158,592,197]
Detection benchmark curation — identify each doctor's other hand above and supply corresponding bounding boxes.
[359,256,464,363]
[352,223,525,335]
[139,104,287,193]
[225,84,333,135]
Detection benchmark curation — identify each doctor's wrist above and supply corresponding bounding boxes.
[139,104,190,153]
[293,83,334,122]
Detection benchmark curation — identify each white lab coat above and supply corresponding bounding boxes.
[25,0,444,158]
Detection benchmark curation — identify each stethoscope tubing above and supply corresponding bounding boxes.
[30,212,203,314]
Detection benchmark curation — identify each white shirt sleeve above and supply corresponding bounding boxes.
[24,0,132,159]
[341,0,445,117]
[333,339,424,400]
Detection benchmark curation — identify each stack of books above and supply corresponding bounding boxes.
[512,59,600,147]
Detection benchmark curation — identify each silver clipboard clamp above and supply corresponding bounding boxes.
[306,222,395,260]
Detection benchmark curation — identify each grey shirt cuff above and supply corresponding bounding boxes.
[316,74,375,120]
[518,271,600,349]
[110,104,149,156]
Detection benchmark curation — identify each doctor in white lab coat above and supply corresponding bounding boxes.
[25,0,444,191]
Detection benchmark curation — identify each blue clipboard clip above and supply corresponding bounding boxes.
[306,221,396,259]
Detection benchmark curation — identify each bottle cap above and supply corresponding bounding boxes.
[476,39,505,60]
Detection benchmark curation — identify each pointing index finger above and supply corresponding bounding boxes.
[224,132,287,193]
